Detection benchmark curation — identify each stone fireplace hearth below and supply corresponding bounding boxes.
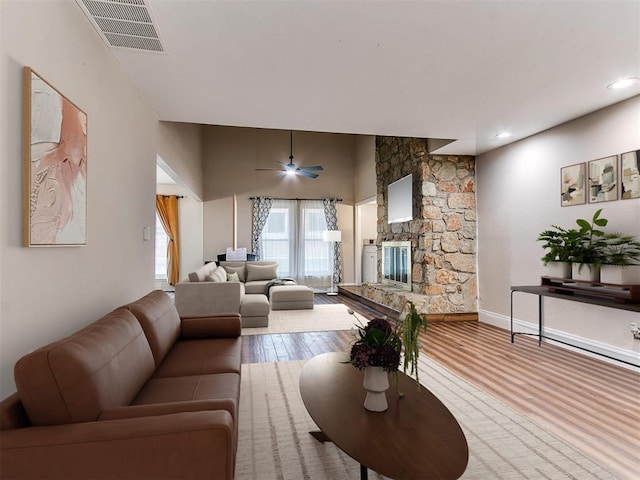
[362,136,478,320]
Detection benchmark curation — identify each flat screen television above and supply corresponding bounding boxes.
[387,174,413,223]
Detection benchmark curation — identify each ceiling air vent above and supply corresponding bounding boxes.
[76,0,165,53]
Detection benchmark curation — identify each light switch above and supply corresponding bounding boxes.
[143,226,151,241]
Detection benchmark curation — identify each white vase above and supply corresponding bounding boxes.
[600,265,640,285]
[363,366,389,412]
[572,263,600,283]
[547,261,572,279]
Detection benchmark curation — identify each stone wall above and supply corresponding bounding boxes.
[364,136,478,316]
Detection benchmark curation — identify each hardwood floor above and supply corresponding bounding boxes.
[242,293,640,480]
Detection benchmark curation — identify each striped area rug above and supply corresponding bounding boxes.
[235,357,620,480]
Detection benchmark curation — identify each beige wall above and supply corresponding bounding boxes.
[157,122,204,200]
[201,126,358,282]
[477,95,640,362]
[353,135,376,203]
[0,1,159,396]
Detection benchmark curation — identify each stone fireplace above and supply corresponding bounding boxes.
[361,136,478,320]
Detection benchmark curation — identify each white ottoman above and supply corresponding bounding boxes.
[270,285,314,310]
[240,294,270,328]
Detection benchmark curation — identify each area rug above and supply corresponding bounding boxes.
[242,304,362,336]
[235,357,620,480]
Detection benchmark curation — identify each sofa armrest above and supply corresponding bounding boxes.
[0,411,234,479]
[174,281,242,318]
[98,398,236,422]
[181,314,242,339]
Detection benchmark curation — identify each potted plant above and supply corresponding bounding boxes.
[571,209,609,282]
[538,209,640,284]
[601,233,640,284]
[536,226,583,278]
[347,301,428,411]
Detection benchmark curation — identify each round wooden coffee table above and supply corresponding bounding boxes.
[299,352,468,479]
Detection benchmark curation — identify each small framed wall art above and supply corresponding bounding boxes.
[620,149,640,200]
[560,162,586,206]
[23,67,87,247]
[587,155,618,204]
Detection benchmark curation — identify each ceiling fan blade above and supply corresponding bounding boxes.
[299,165,324,171]
[296,169,319,179]
[255,168,283,171]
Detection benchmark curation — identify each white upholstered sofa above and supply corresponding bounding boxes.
[175,261,279,328]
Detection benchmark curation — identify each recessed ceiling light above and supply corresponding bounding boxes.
[607,77,640,90]
[495,132,511,139]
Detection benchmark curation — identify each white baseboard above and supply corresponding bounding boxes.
[479,309,640,371]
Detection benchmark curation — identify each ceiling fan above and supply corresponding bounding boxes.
[255,130,324,179]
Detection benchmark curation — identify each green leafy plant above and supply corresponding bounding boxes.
[572,208,609,271]
[603,233,640,266]
[399,300,428,386]
[537,209,640,272]
[536,226,583,265]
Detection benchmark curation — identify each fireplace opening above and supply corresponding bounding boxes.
[382,241,411,291]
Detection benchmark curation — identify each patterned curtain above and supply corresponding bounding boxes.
[323,198,342,283]
[251,197,273,260]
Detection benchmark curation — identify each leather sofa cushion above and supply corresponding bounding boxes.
[153,337,242,377]
[14,308,155,426]
[127,290,181,367]
[133,373,240,421]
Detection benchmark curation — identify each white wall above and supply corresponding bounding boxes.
[0,1,159,396]
[477,95,640,364]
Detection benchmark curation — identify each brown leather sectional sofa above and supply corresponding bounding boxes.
[0,290,242,479]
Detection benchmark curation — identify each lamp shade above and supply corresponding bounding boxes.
[323,230,342,242]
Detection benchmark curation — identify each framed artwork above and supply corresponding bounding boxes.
[23,67,87,247]
[560,163,586,206]
[620,149,640,200]
[587,155,618,204]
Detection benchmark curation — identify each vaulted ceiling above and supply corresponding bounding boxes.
[77,0,640,156]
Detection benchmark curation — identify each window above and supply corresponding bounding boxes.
[259,200,332,288]
[155,213,169,280]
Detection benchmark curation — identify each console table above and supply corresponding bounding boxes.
[510,285,640,367]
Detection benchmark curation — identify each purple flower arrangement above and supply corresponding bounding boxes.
[348,316,402,372]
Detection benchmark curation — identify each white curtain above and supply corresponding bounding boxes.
[259,199,333,289]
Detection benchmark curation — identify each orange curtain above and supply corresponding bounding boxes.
[156,195,180,285]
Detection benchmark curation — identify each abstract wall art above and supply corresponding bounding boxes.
[560,162,586,206]
[587,155,618,204]
[23,67,87,247]
[620,149,640,200]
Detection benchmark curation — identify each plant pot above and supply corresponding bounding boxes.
[600,265,640,285]
[572,263,600,283]
[546,261,572,279]
[363,366,389,412]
